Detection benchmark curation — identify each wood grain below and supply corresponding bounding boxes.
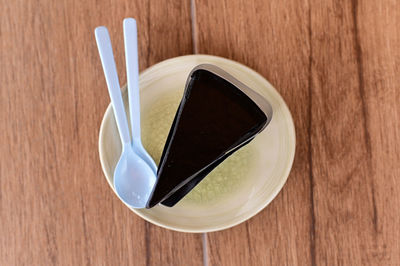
[194,0,400,265]
[309,1,399,264]
[2,0,399,265]
[0,0,203,265]
[358,2,400,264]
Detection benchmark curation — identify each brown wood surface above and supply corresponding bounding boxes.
[1,0,399,265]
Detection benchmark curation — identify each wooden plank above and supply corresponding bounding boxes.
[195,0,400,265]
[356,1,400,263]
[308,0,377,264]
[194,0,313,265]
[0,0,203,265]
[309,0,400,265]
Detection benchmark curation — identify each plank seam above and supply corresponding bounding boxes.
[202,233,209,266]
[307,4,316,266]
[190,0,198,54]
[145,222,150,266]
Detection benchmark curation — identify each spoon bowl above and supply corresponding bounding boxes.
[114,146,156,207]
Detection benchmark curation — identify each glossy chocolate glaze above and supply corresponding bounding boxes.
[146,69,267,208]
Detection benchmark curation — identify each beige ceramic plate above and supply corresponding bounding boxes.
[99,55,295,233]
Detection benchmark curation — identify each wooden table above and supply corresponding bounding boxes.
[1,0,399,265]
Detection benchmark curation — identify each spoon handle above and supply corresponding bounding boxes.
[95,26,131,146]
[123,18,141,143]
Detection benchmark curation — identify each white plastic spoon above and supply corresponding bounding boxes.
[95,26,156,208]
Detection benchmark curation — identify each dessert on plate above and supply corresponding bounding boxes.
[147,64,273,208]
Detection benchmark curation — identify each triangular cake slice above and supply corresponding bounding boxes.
[146,64,272,208]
